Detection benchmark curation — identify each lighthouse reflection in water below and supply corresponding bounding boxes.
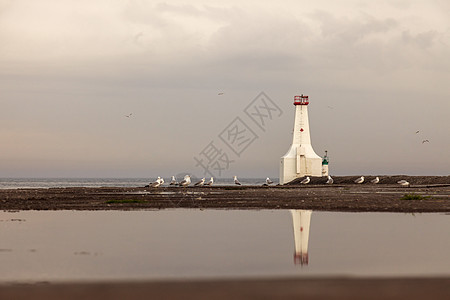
[290,210,312,266]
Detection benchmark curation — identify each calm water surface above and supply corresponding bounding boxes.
[0,178,271,189]
[0,210,448,282]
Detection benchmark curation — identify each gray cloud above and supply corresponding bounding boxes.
[401,30,438,49]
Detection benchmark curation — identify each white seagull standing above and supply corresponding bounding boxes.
[159,177,164,186]
[179,175,191,187]
[205,177,214,186]
[354,176,364,184]
[266,177,273,185]
[300,176,310,184]
[194,178,205,186]
[169,176,178,186]
[370,177,380,184]
[150,177,162,188]
[234,176,242,186]
[326,175,333,184]
[397,179,410,186]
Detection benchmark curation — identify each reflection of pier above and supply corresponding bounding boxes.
[290,210,312,265]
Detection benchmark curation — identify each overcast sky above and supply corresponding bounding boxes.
[1,0,449,178]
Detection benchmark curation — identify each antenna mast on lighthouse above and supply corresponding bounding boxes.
[280,94,323,184]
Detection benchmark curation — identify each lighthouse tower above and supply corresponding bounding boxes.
[280,95,322,184]
[290,210,312,266]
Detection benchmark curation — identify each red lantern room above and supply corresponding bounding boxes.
[294,95,309,105]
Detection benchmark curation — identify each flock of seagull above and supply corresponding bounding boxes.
[147,175,275,187]
[299,175,410,186]
[148,175,411,187]
[415,130,430,144]
[148,175,213,188]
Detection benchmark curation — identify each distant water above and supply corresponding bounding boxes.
[0,178,277,189]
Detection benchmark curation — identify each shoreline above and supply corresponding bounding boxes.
[1,184,449,212]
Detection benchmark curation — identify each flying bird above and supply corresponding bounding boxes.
[205,177,214,186]
[266,177,273,185]
[125,113,133,118]
[150,177,162,188]
[422,140,429,144]
[326,175,333,184]
[234,176,242,186]
[354,176,364,184]
[179,175,191,187]
[397,179,410,186]
[169,176,178,186]
[415,130,420,134]
[300,176,310,184]
[218,92,224,95]
[370,177,380,184]
[194,178,205,187]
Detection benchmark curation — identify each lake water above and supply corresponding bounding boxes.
[0,210,448,282]
[0,177,271,189]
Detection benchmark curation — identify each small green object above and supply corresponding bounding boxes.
[322,150,329,165]
[400,193,426,200]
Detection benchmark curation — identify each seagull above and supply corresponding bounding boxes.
[354,176,364,184]
[169,176,178,186]
[415,130,420,134]
[397,179,410,186]
[262,177,273,186]
[150,177,161,188]
[194,178,205,186]
[125,113,133,118]
[422,140,429,144]
[370,177,380,184]
[326,175,333,184]
[300,176,310,184]
[218,92,224,95]
[234,176,242,185]
[205,177,214,186]
[179,175,191,187]
[159,177,164,186]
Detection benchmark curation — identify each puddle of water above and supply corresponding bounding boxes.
[0,210,448,282]
[124,191,177,195]
[124,191,207,195]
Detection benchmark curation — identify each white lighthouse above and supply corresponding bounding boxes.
[280,95,322,184]
[290,210,312,265]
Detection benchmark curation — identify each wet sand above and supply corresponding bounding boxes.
[1,277,449,300]
[1,181,449,212]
